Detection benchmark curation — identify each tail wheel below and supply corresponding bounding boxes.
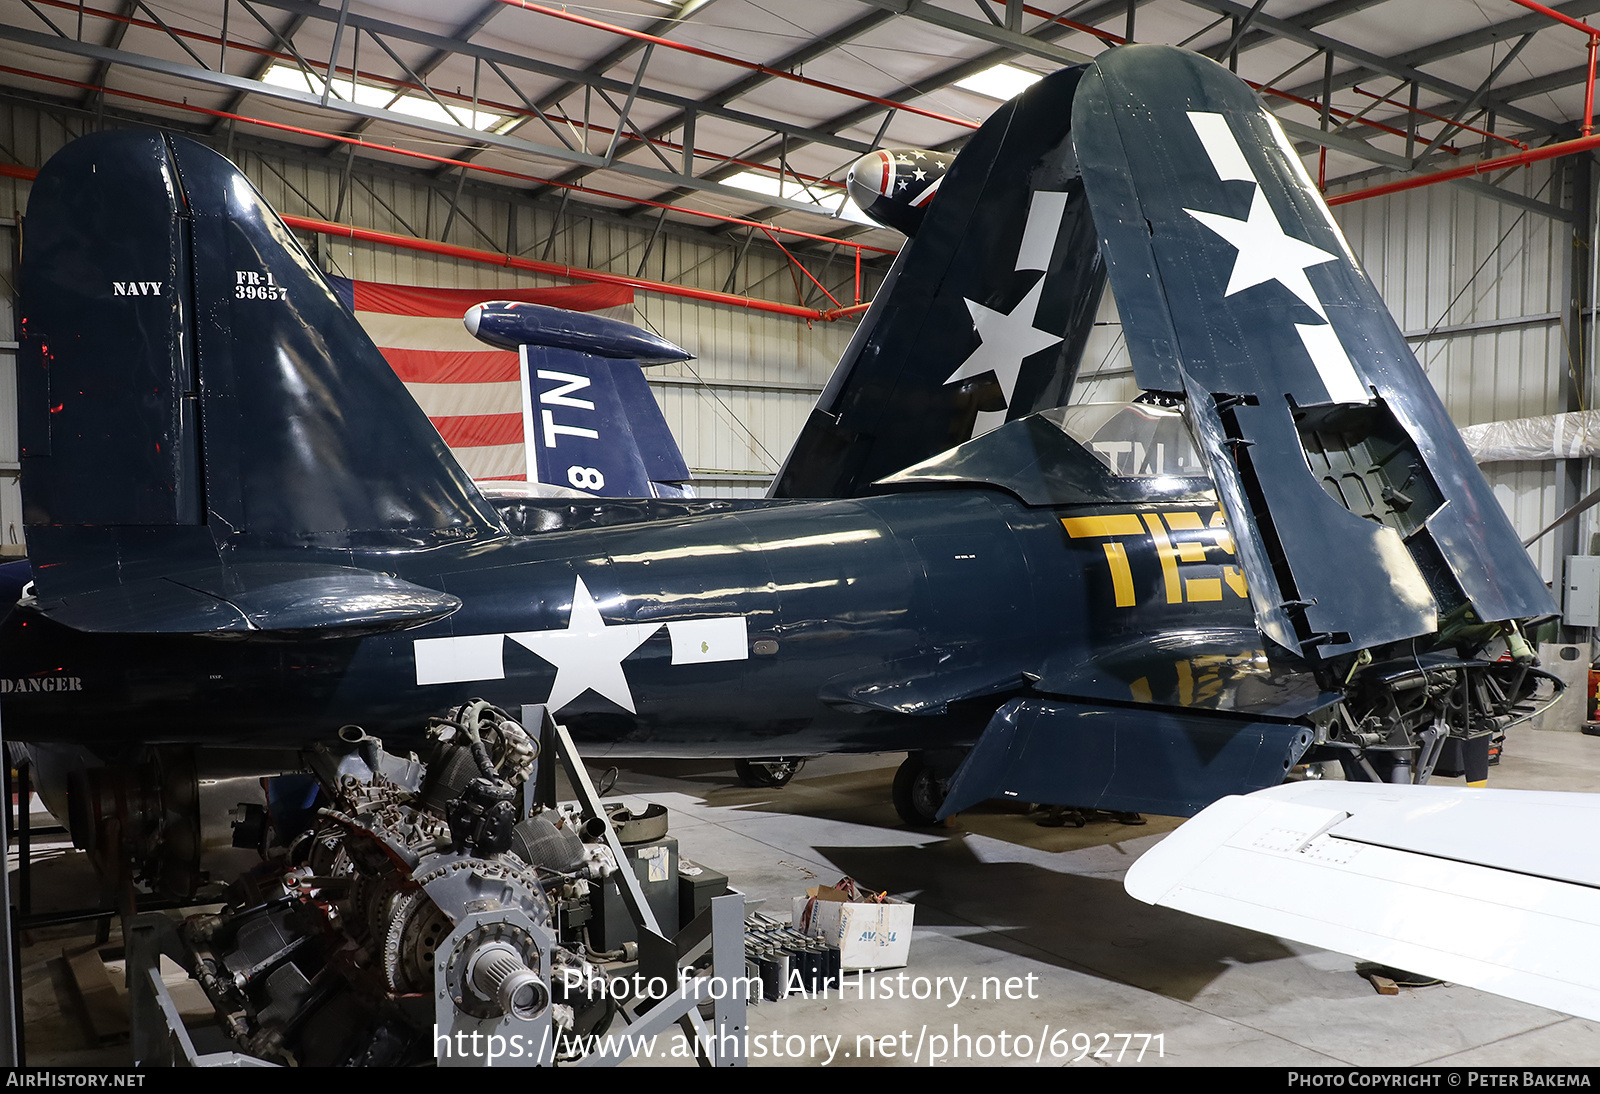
[892,753,948,827]
[734,758,804,788]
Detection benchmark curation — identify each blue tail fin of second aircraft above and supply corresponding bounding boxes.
[17,130,501,632]
[464,302,693,498]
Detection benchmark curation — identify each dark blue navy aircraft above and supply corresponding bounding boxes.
[3,46,1555,860]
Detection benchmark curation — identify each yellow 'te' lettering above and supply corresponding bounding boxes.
[1061,514,1144,607]
[1064,510,1249,608]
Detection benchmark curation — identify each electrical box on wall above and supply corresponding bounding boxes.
[1565,556,1600,628]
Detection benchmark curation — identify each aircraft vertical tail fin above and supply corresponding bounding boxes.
[770,66,1107,499]
[18,130,499,631]
[1072,46,1555,658]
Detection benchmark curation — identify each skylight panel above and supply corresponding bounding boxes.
[955,63,1044,101]
[261,64,507,132]
[722,170,874,225]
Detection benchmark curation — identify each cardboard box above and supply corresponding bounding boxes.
[793,885,914,971]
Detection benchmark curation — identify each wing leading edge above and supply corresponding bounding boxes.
[1072,46,1555,659]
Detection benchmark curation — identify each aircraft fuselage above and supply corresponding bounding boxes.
[0,488,1286,757]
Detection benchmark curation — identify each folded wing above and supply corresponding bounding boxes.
[1073,46,1554,658]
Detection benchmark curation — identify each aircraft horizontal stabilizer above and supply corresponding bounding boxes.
[938,698,1314,820]
[464,301,691,363]
[1126,782,1600,1022]
[876,406,1208,507]
[1072,46,1554,658]
[28,563,460,636]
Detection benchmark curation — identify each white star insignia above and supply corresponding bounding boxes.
[1185,187,1338,317]
[895,154,914,164]
[913,168,926,180]
[943,276,1062,407]
[507,576,661,713]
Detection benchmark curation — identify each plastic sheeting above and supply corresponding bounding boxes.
[1459,410,1600,464]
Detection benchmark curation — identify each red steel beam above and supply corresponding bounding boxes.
[760,228,843,310]
[1327,129,1600,206]
[0,128,866,320]
[1588,33,1598,137]
[1021,5,1126,46]
[1505,0,1598,36]
[1504,0,1599,137]
[1351,86,1526,150]
[285,215,840,319]
[1256,80,1456,150]
[825,301,874,319]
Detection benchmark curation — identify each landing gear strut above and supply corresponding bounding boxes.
[734,757,804,788]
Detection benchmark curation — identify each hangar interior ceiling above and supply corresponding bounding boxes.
[0,0,1595,580]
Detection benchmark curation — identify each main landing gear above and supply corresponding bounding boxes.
[892,752,951,827]
[733,757,805,788]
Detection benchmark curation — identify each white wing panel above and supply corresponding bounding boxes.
[1126,783,1600,1022]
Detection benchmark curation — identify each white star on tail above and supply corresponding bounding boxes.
[1185,187,1338,317]
[507,576,661,713]
[943,276,1062,407]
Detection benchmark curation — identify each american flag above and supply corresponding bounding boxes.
[329,276,636,480]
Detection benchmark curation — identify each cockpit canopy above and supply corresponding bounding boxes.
[876,401,1214,506]
[1048,402,1206,482]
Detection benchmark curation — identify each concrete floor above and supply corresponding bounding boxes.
[12,724,1600,1067]
[605,726,1600,1068]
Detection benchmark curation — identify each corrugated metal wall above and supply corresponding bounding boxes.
[0,105,47,556]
